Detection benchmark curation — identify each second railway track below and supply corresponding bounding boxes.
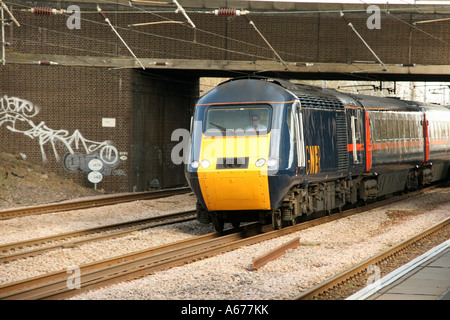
[292,217,449,300]
[0,210,196,263]
[0,187,191,220]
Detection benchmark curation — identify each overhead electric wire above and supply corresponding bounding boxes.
[0,0,19,26]
[99,0,305,60]
[15,22,205,61]
[340,11,390,72]
[9,0,449,67]
[385,10,450,46]
[97,4,145,69]
[11,1,304,63]
[5,1,303,64]
[414,17,450,24]
[92,0,450,61]
[4,0,449,86]
[124,0,309,61]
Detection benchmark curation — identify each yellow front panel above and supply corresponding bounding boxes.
[198,133,271,211]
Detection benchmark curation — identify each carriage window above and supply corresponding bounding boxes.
[431,121,437,139]
[381,120,388,140]
[405,120,411,139]
[428,121,434,139]
[440,122,445,139]
[399,120,405,139]
[387,120,394,140]
[375,119,381,141]
[369,118,375,140]
[204,105,271,136]
[412,121,419,139]
[393,120,399,140]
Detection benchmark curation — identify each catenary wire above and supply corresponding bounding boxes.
[4,1,448,92]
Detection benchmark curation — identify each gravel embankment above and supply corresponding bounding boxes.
[0,188,448,300]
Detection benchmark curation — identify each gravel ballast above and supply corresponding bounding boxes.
[0,188,448,300]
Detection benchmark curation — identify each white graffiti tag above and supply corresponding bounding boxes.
[0,96,119,165]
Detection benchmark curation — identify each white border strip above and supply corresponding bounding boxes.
[253,1,450,5]
[346,239,450,300]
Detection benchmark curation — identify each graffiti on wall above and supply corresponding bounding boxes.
[0,95,120,175]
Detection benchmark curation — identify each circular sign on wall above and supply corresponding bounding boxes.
[87,171,103,184]
[88,159,103,172]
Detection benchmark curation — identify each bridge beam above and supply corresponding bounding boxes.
[6,52,450,81]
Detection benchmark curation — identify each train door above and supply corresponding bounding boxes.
[286,100,305,172]
[346,108,365,169]
[423,113,430,163]
[293,100,305,169]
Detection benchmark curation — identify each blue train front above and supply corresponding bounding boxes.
[185,78,308,231]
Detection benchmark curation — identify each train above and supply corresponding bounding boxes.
[185,77,450,232]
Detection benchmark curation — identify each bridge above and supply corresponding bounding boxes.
[4,0,450,80]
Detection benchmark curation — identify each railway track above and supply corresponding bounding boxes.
[292,217,450,300]
[0,210,196,263]
[0,185,439,300]
[0,187,191,220]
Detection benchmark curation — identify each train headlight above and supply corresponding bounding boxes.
[267,158,278,167]
[255,158,266,167]
[191,160,199,169]
[201,160,210,168]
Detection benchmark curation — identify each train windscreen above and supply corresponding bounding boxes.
[204,105,271,136]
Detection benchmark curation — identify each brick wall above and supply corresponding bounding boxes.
[6,6,449,65]
[0,65,198,192]
[0,64,132,192]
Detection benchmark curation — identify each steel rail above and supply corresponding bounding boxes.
[291,217,450,300]
[0,184,443,300]
[0,210,196,263]
[0,200,395,300]
[0,225,235,300]
[0,187,190,220]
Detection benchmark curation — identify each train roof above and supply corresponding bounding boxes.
[350,94,450,113]
[214,77,450,113]
[270,77,421,112]
[221,77,352,110]
[349,94,421,112]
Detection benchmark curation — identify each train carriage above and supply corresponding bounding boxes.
[355,95,427,196]
[185,77,450,231]
[421,104,450,183]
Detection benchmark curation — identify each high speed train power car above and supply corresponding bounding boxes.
[185,77,450,231]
